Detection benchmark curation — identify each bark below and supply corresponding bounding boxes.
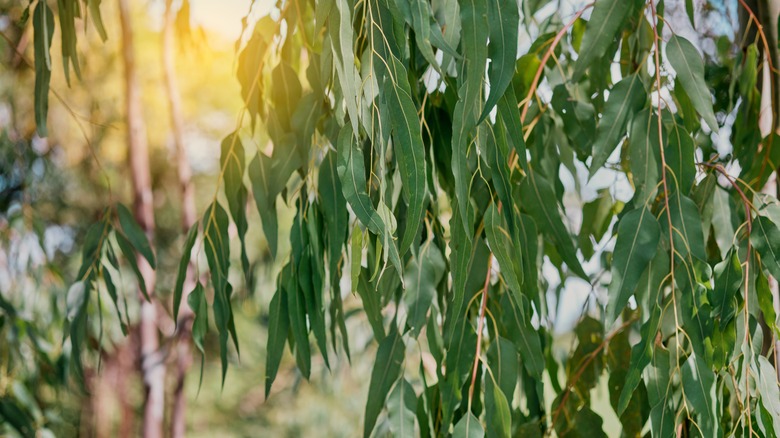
[162,0,199,436]
[117,1,165,436]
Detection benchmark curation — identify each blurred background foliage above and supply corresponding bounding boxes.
[0,0,374,435]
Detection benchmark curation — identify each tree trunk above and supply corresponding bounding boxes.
[747,0,780,379]
[162,0,198,436]
[766,0,780,382]
[117,1,165,436]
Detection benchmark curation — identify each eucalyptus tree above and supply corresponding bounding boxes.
[24,0,780,436]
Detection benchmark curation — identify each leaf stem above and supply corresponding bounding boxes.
[518,3,594,124]
[550,315,637,427]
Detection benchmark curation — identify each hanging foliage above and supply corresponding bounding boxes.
[28,0,780,436]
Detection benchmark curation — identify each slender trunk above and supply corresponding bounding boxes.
[118,1,165,436]
[748,0,780,379]
[766,0,780,382]
[163,0,198,436]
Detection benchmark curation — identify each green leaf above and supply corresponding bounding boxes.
[202,201,238,385]
[87,0,108,41]
[66,281,87,323]
[116,203,156,269]
[452,0,488,232]
[484,203,523,298]
[399,0,443,73]
[220,133,250,280]
[644,349,676,437]
[751,216,780,281]
[329,0,361,134]
[452,412,484,438]
[442,315,477,426]
[447,198,475,329]
[478,0,519,123]
[382,55,428,255]
[757,270,779,337]
[486,122,515,234]
[711,187,736,257]
[520,170,587,279]
[351,223,363,293]
[485,375,511,438]
[486,336,518,408]
[712,249,742,325]
[0,397,35,438]
[291,93,322,161]
[606,206,660,326]
[188,282,208,356]
[682,353,718,437]
[403,242,445,337]
[502,294,544,378]
[102,267,128,335]
[357,270,386,342]
[114,231,148,300]
[758,355,780,436]
[665,122,695,194]
[173,222,198,323]
[551,84,596,157]
[248,146,301,258]
[497,88,528,171]
[285,218,313,377]
[320,151,351,357]
[68,279,91,382]
[573,0,634,80]
[364,328,405,438]
[298,246,330,368]
[628,110,662,205]
[57,0,82,85]
[265,287,289,397]
[387,378,417,437]
[664,193,706,263]
[187,282,208,391]
[319,151,348,284]
[33,0,54,137]
[516,213,540,301]
[578,189,614,259]
[617,248,668,414]
[270,61,302,129]
[589,74,646,176]
[336,126,403,275]
[666,35,718,132]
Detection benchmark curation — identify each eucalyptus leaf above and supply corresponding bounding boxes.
[364,328,405,438]
[666,35,718,132]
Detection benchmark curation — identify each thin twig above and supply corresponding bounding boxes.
[518,3,593,123]
[467,256,493,410]
[551,315,638,426]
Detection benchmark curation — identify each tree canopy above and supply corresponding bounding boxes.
[6,0,780,436]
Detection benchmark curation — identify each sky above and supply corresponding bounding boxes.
[189,0,265,41]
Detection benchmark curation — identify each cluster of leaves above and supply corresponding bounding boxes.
[28,0,108,137]
[27,0,780,436]
[0,130,107,436]
[215,0,780,435]
[66,204,156,381]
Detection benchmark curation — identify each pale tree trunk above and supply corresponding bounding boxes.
[766,0,780,380]
[118,1,165,436]
[747,0,780,379]
[766,0,780,381]
[162,0,199,436]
